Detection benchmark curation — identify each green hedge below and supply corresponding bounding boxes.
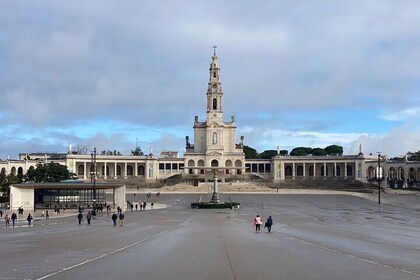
[191,202,240,209]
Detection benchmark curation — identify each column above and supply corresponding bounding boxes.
[124,162,128,179]
[114,162,117,179]
[323,162,326,178]
[84,162,87,180]
[344,162,347,178]
[104,163,107,179]
[303,162,306,178]
[313,163,316,179]
[135,162,138,177]
[334,162,337,177]
[292,162,295,179]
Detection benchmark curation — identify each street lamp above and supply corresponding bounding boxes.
[90,148,97,209]
[377,152,382,204]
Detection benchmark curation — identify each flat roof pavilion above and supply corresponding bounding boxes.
[9,182,126,212]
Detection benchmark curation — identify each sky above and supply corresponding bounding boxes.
[1,1,420,160]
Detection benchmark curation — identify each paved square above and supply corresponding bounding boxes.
[1,193,419,280]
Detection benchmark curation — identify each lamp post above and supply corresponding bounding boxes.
[377,152,381,204]
[90,148,97,209]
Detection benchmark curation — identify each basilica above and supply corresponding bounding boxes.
[1,51,420,185]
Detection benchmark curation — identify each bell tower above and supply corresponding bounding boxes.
[206,45,223,123]
[185,47,245,179]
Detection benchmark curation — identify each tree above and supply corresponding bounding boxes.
[258,150,278,159]
[279,150,289,156]
[0,173,21,203]
[243,145,258,159]
[407,151,420,161]
[311,148,327,156]
[290,147,312,156]
[131,146,144,156]
[75,144,89,155]
[25,162,74,183]
[324,145,343,156]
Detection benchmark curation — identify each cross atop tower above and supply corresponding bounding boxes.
[213,45,217,55]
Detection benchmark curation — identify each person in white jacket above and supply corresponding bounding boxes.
[254,215,263,232]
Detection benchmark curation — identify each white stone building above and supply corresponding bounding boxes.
[184,49,245,181]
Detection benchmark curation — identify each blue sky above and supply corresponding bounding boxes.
[1,1,420,159]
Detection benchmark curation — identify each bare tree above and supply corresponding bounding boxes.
[75,144,89,155]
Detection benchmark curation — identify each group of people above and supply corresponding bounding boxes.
[254,215,273,232]
[77,210,95,225]
[40,210,50,219]
[111,211,125,227]
[127,200,155,211]
[3,212,33,228]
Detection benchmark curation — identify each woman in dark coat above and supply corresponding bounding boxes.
[265,216,273,232]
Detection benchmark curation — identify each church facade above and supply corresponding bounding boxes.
[183,49,245,181]
[1,51,420,185]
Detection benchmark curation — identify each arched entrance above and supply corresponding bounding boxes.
[198,160,205,174]
[78,165,85,176]
[225,160,232,174]
[138,165,145,176]
[285,166,292,178]
[235,160,242,174]
[188,160,195,175]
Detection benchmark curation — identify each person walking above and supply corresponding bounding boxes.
[11,212,17,228]
[119,212,125,227]
[265,216,273,233]
[112,212,118,226]
[27,213,33,227]
[86,211,92,225]
[41,210,45,218]
[46,210,50,219]
[254,215,263,232]
[5,213,10,228]
[78,212,83,225]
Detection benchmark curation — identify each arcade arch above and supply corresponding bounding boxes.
[235,159,242,174]
[225,160,232,174]
[198,160,205,174]
[188,160,195,175]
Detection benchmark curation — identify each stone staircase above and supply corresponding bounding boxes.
[158,182,273,193]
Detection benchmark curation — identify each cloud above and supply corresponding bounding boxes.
[1,1,420,159]
[379,107,420,121]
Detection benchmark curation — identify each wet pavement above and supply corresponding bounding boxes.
[1,193,420,280]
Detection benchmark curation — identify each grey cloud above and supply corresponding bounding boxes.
[1,1,420,158]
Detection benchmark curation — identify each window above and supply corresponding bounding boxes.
[213,98,217,110]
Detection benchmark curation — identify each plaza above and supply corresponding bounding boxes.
[1,192,420,280]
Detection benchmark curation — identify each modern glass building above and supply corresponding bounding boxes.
[10,182,126,212]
